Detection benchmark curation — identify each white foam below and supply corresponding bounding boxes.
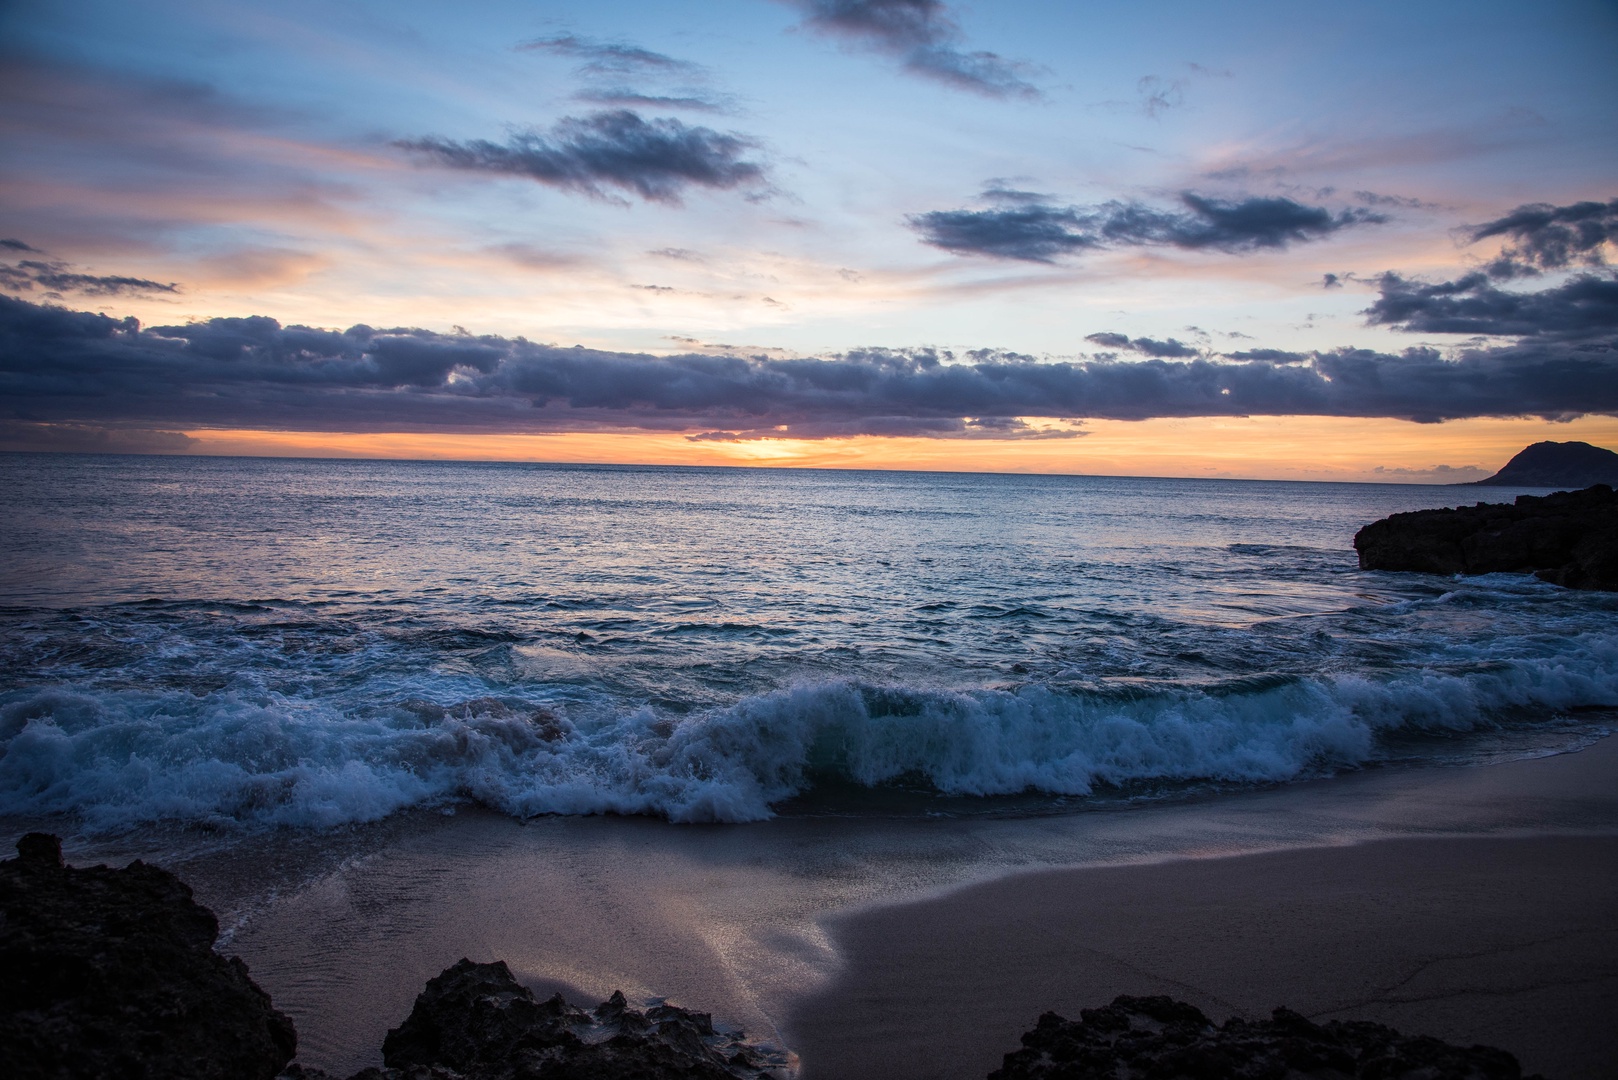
[3,631,1616,830]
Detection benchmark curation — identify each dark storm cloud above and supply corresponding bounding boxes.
[1468,197,1618,277]
[4,295,1616,440]
[910,191,1383,262]
[0,257,178,298]
[787,0,1040,99]
[1084,333,1201,359]
[396,111,764,204]
[1363,272,1618,339]
[2,240,43,253]
[517,35,700,77]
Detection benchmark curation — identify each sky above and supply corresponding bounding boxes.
[1,0,1616,480]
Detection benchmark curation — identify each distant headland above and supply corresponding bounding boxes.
[1469,440,1618,487]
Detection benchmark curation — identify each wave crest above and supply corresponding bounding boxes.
[3,632,1616,830]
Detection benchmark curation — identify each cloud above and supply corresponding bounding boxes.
[1084,333,1201,358]
[908,201,1096,262]
[517,35,701,77]
[1466,197,1618,278]
[687,416,1080,441]
[396,111,766,204]
[1223,348,1307,363]
[1136,75,1185,118]
[573,89,726,113]
[786,0,1040,99]
[1372,463,1489,483]
[1363,272,1618,339]
[911,190,1383,262]
[0,252,179,298]
[0,52,367,258]
[0,420,196,454]
[4,295,1616,441]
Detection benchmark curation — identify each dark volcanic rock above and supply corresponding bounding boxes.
[1470,440,1618,487]
[0,832,297,1080]
[1354,483,1618,590]
[285,958,787,1080]
[989,994,1542,1080]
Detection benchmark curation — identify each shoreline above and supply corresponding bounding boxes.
[8,735,1617,1077]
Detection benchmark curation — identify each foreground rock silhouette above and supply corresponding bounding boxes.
[990,995,1541,1080]
[1354,483,1618,590]
[0,833,296,1080]
[283,957,788,1080]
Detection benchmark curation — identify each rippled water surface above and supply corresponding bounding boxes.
[2,453,1614,829]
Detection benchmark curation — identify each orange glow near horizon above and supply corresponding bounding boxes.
[177,415,1618,483]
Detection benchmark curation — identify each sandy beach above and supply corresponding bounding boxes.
[27,728,1613,1078]
[789,833,1618,1079]
[784,736,1618,1079]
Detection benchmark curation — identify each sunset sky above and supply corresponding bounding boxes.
[2,0,1615,479]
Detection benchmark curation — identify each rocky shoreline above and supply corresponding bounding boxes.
[1,834,1550,1079]
[1354,483,1618,590]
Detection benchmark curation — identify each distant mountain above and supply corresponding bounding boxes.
[1469,440,1618,487]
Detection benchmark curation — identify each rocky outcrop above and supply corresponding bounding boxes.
[284,958,788,1080]
[1354,484,1618,590]
[0,833,297,1080]
[990,994,1540,1080]
[1469,440,1618,488]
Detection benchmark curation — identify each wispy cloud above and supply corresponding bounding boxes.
[573,89,727,113]
[910,189,1384,262]
[517,34,702,77]
[396,111,766,204]
[785,0,1040,99]
[0,246,179,298]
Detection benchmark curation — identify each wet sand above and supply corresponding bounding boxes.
[25,733,1618,1078]
[787,833,1618,1079]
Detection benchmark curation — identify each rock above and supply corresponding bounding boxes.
[989,994,1542,1080]
[0,832,297,1080]
[1469,440,1618,488]
[337,957,787,1080]
[1354,484,1618,590]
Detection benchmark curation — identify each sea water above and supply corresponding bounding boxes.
[2,453,1614,832]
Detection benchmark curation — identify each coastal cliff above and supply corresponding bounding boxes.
[1354,484,1618,590]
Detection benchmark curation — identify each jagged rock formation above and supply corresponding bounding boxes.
[283,958,788,1080]
[1470,440,1618,487]
[0,833,297,1080]
[989,994,1541,1080]
[1354,484,1618,590]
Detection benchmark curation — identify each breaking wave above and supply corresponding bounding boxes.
[4,630,1615,830]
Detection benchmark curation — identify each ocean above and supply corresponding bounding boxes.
[2,452,1615,833]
